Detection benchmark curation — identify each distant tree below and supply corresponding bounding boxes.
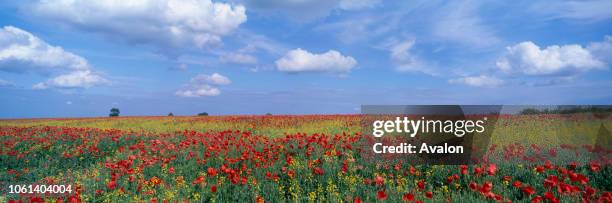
[265,113,272,116]
[197,112,209,116]
[109,108,120,117]
[168,112,174,116]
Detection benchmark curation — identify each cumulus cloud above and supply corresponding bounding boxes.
[175,85,220,97]
[191,73,231,85]
[220,52,257,64]
[176,73,230,97]
[33,70,109,89]
[449,75,504,87]
[0,26,89,73]
[496,41,606,75]
[29,0,247,53]
[0,26,108,89]
[275,48,357,73]
[385,39,435,75]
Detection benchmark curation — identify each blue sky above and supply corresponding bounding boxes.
[0,0,611,118]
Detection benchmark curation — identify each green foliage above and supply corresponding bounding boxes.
[198,112,209,116]
[168,112,174,116]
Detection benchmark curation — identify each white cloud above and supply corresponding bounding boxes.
[0,79,15,87]
[175,85,220,97]
[431,1,499,48]
[314,14,399,44]
[30,0,247,52]
[33,70,109,89]
[496,41,606,75]
[449,75,504,87]
[172,63,188,71]
[191,73,231,85]
[385,39,435,75]
[0,26,109,89]
[588,35,612,61]
[220,52,257,64]
[0,26,89,73]
[176,73,230,97]
[275,48,357,73]
[532,0,612,21]
[338,0,380,10]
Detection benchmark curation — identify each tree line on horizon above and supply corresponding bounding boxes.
[108,108,274,117]
[519,106,612,115]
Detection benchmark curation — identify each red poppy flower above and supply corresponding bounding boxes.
[375,175,384,186]
[377,190,388,200]
[568,162,577,170]
[193,176,205,185]
[590,161,601,172]
[543,192,558,203]
[469,182,478,190]
[544,175,558,189]
[312,167,325,176]
[403,193,414,202]
[256,196,264,203]
[584,186,596,198]
[474,167,483,175]
[460,165,468,175]
[107,180,117,190]
[480,182,493,194]
[487,163,497,176]
[425,191,433,199]
[68,194,82,203]
[29,197,44,203]
[522,186,535,196]
[210,185,217,193]
[535,166,544,173]
[531,195,543,203]
[207,167,217,177]
[417,180,425,190]
[353,197,363,203]
[512,180,522,188]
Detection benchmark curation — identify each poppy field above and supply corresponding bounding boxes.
[0,114,610,202]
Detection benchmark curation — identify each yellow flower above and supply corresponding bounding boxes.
[454,183,461,189]
[192,192,201,201]
[175,176,185,186]
[308,191,317,202]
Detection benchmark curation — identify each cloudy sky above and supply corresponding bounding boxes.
[0,0,611,118]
